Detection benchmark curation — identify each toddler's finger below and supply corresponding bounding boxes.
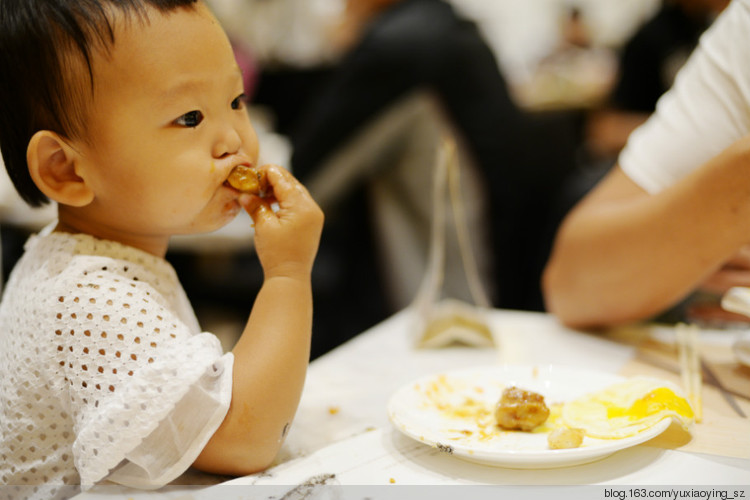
[250,199,275,226]
[262,165,311,204]
[239,194,273,222]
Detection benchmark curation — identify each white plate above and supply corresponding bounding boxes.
[387,365,672,469]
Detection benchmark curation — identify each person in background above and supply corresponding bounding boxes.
[255,0,580,323]
[543,0,750,329]
[0,0,323,497]
[586,0,729,160]
[555,0,727,211]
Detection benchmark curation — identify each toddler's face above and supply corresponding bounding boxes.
[68,2,258,243]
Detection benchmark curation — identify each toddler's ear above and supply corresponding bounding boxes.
[27,131,94,207]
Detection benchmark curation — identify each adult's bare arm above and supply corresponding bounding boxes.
[543,137,750,329]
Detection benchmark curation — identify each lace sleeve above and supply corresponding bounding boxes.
[49,268,233,487]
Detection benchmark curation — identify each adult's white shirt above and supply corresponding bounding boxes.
[619,0,750,193]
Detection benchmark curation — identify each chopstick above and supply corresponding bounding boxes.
[677,323,703,423]
[699,358,747,418]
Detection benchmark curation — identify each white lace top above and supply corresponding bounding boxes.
[0,228,234,500]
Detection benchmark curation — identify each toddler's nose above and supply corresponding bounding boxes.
[213,124,242,158]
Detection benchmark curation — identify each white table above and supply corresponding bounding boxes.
[77,308,750,499]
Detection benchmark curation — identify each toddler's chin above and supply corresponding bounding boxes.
[183,201,243,236]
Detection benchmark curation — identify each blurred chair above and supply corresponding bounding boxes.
[305,90,494,310]
[0,155,57,290]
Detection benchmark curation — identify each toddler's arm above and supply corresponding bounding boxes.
[193,165,323,475]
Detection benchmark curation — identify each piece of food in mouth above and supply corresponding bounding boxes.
[227,165,269,195]
[494,386,550,431]
[547,427,584,449]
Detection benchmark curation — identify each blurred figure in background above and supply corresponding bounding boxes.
[239,0,580,329]
[586,0,729,160]
[556,0,727,210]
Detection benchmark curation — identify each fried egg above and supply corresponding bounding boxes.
[562,377,694,439]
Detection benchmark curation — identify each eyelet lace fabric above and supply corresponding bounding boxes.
[0,230,233,500]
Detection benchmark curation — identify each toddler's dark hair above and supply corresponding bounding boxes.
[0,0,198,206]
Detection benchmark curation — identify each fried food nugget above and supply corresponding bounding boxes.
[547,427,584,449]
[227,165,269,196]
[495,386,550,431]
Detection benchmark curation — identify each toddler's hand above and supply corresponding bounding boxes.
[239,165,323,279]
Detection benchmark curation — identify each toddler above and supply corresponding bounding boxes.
[0,1,324,499]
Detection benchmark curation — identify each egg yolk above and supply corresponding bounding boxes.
[605,387,694,420]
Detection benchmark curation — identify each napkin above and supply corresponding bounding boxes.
[720,286,750,318]
[720,287,750,367]
[414,299,495,348]
[734,332,750,368]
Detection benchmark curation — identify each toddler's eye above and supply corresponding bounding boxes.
[175,110,203,127]
[231,94,247,110]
